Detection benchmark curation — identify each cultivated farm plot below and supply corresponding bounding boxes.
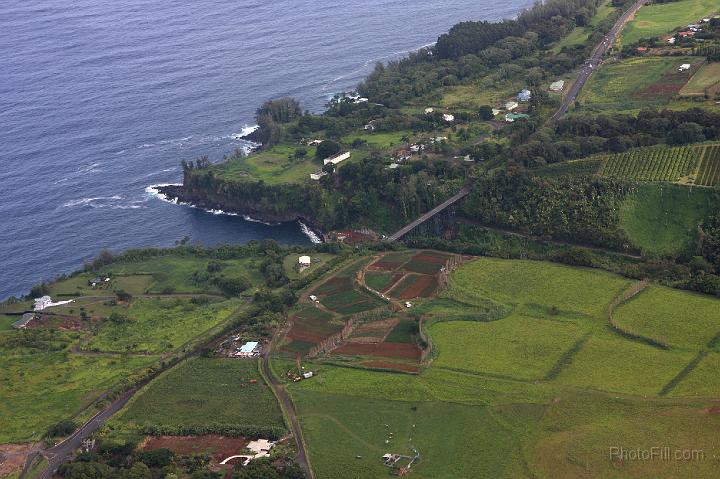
[599,144,702,182]
[116,358,285,433]
[696,144,720,187]
[579,57,698,112]
[367,250,455,300]
[283,306,343,355]
[679,62,720,98]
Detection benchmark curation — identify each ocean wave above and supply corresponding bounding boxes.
[299,221,322,244]
[145,183,276,225]
[53,162,103,184]
[61,194,145,210]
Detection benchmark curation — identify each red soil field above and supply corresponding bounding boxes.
[396,275,437,299]
[286,328,326,344]
[362,361,420,373]
[332,341,421,360]
[140,435,249,462]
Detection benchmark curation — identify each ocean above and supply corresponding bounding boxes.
[0,0,533,300]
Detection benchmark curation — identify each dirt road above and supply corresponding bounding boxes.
[260,350,315,479]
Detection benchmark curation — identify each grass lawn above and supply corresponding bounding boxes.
[553,335,695,395]
[348,130,412,149]
[578,56,698,112]
[448,257,629,319]
[439,82,517,111]
[116,358,285,431]
[619,183,715,256]
[613,285,720,350]
[85,297,243,353]
[621,0,719,44]
[680,62,720,97]
[429,314,585,380]
[0,314,18,331]
[0,350,157,443]
[211,144,321,185]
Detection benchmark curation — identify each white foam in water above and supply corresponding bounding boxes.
[145,184,276,225]
[299,221,322,244]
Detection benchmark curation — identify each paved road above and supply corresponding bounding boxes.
[260,351,315,479]
[388,186,471,241]
[551,0,645,121]
[35,388,138,479]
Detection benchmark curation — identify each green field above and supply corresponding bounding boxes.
[210,145,320,184]
[614,285,720,350]
[680,62,720,97]
[85,297,242,353]
[619,183,717,256]
[621,0,719,44]
[554,0,617,51]
[579,56,698,112]
[696,144,720,186]
[284,256,720,478]
[0,342,157,443]
[116,358,285,433]
[100,256,261,295]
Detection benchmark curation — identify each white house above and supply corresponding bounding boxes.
[505,101,519,111]
[310,170,327,180]
[678,64,691,72]
[34,296,53,311]
[442,113,455,122]
[323,151,351,166]
[299,255,311,267]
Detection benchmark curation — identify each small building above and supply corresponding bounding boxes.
[424,107,434,114]
[387,163,400,169]
[310,170,327,180]
[364,122,376,131]
[309,295,318,302]
[678,31,695,37]
[302,372,314,379]
[235,341,261,358]
[354,97,369,104]
[442,113,455,122]
[13,313,35,329]
[517,89,532,102]
[323,151,351,166]
[505,101,519,111]
[505,113,530,123]
[405,302,412,308]
[667,37,676,44]
[678,63,691,72]
[308,139,323,146]
[33,296,52,311]
[431,136,448,143]
[549,80,565,91]
[299,255,312,267]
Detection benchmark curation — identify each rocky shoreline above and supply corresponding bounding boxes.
[155,184,325,242]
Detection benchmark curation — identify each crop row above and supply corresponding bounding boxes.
[601,146,699,182]
[696,145,720,187]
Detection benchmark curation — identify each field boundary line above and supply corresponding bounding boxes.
[659,350,707,396]
[606,280,670,349]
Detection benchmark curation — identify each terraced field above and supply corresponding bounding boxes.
[600,144,700,182]
[696,143,720,187]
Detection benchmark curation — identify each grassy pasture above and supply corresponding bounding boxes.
[553,335,694,395]
[579,56,698,112]
[116,358,284,431]
[613,285,720,350]
[680,62,720,97]
[85,297,242,353]
[429,315,585,380]
[449,257,629,318]
[348,130,412,149]
[619,183,716,256]
[621,0,719,44]
[293,391,532,479]
[211,145,320,185]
